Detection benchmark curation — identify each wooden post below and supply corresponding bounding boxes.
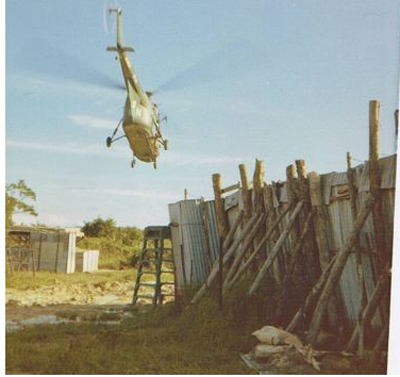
[239,164,252,224]
[200,197,213,272]
[212,174,229,240]
[307,194,375,345]
[248,201,304,297]
[184,188,188,200]
[54,232,61,273]
[369,100,388,263]
[253,159,265,214]
[252,159,266,265]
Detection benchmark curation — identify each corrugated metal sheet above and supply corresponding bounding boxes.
[168,199,221,292]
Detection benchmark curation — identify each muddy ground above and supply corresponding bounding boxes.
[6,272,173,330]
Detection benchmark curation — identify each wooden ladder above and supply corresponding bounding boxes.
[132,226,175,306]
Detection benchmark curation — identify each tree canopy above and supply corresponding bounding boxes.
[6,180,37,228]
[81,217,117,238]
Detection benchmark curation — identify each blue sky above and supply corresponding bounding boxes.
[6,0,400,228]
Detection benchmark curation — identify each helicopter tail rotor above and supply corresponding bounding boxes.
[103,0,118,35]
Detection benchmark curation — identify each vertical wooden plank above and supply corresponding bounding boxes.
[212,173,228,311]
[285,164,299,271]
[212,174,229,240]
[239,164,252,224]
[253,159,266,264]
[54,233,61,273]
[369,100,388,263]
[347,151,366,356]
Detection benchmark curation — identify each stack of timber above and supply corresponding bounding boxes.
[169,100,396,357]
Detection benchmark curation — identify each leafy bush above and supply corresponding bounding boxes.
[78,217,143,269]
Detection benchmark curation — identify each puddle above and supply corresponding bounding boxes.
[6,309,135,333]
[6,315,69,333]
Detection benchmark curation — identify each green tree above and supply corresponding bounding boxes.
[5,180,37,229]
[81,217,116,238]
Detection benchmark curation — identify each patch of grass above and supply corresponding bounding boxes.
[6,292,257,374]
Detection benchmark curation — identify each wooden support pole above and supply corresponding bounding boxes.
[225,204,292,292]
[252,159,266,264]
[286,254,337,333]
[286,164,300,271]
[275,208,314,323]
[346,267,391,352]
[253,159,265,214]
[221,182,240,195]
[223,213,267,285]
[190,212,259,304]
[369,100,388,262]
[286,164,298,205]
[212,174,230,240]
[296,159,320,281]
[307,194,375,345]
[295,159,309,201]
[200,197,213,272]
[248,201,304,297]
[222,210,244,252]
[239,164,252,223]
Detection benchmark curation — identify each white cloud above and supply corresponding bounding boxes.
[67,187,179,201]
[8,73,123,99]
[68,114,118,130]
[6,140,126,158]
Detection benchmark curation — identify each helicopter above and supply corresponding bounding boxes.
[105,7,168,169]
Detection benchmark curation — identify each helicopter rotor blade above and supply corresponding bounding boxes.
[154,39,269,95]
[12,38,125,92]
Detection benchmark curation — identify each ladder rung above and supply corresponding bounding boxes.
[139,283,157,287]
[139,259,157,264]
[139,271,157,275]
[134,294,154,299]
[161,270,174,274]
[161,282,174,285]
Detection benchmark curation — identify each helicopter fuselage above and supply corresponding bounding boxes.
[106,7,166,168]
[122,97,159,163]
